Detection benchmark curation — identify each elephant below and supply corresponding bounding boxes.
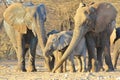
[112,27,120,69]
[44,30,87,72]
[52,2,117,72]
[3,2,47,72]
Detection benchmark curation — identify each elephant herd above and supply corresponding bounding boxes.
[3,2,120,73]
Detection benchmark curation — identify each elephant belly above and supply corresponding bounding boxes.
[23,29,37,48]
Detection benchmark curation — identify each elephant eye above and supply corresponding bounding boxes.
[52,38,57,42]
[84,11,88,15]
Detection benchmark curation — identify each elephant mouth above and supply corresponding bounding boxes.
[46,49,54,56]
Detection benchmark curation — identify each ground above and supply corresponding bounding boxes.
[0,57,120,80]
[0,0,120,80]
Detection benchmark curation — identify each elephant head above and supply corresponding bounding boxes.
[52,2,117,72]
[3,3,47,52]
[43,31,72,71]
[44,31,72,56]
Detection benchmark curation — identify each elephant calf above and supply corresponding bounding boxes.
[44,31,87,72]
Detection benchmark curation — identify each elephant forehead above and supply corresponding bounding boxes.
[74,7,88,26]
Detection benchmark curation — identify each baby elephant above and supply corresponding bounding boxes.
[44,31,87,72]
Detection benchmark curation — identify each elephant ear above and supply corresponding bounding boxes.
[91,3,117,33]
[58,31,72,50]
[3,3,36,34]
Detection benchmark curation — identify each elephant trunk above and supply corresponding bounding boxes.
[52,27,84,72]
[35,12,47,53]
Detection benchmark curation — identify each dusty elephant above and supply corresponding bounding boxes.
[3,2,47,72]
[44,31,87,72]
[52,2,117,72]
[112,27,120,69]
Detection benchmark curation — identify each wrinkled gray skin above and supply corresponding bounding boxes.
[44,31,87,72]
[52,2,117,72]
[3,2,47,72]
[112,27,120,69]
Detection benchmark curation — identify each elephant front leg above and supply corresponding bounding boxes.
[104,42,114,72]
[68,54,76,72]
[54,51,63,73]
[16,33,26,72]
[44,56,53,72]
[76,56,82,72]
[86,34,98,72]
[80,56,87,72]
[27,38,37,72]
[97,47,104,71]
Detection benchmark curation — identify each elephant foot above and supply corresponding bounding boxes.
[16,66,26,72]
[44,63,52,72]
[27,66,37,72]
[69,66,76,72]
[63,68,67,72]
[55,67,63,73]
[90,59,98,72]
[78,68,87,72]
[55,70,63,73]
[106,68,114,72]
[113,65,117,69]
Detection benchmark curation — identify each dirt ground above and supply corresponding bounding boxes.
[0,57,120,80]
[0,0,120,80]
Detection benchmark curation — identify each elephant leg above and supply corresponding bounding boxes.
[27,38,37,72]
[44,53,52,72]
[76,56,82,72]
[54,51,63,73]
[68,54,76,72]
[62,60,67,72]
[104,42,114,71]
[97,47,104,71]
[50,55,55,70]
[86,34,98,72]
[20,47,28,72]
[16,33,26,72]
[80,56,87,72]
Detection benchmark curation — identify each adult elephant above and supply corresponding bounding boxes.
[52,2,117,72]
[3,2,47,72]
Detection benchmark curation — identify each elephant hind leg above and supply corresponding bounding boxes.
[27,38,37,72]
